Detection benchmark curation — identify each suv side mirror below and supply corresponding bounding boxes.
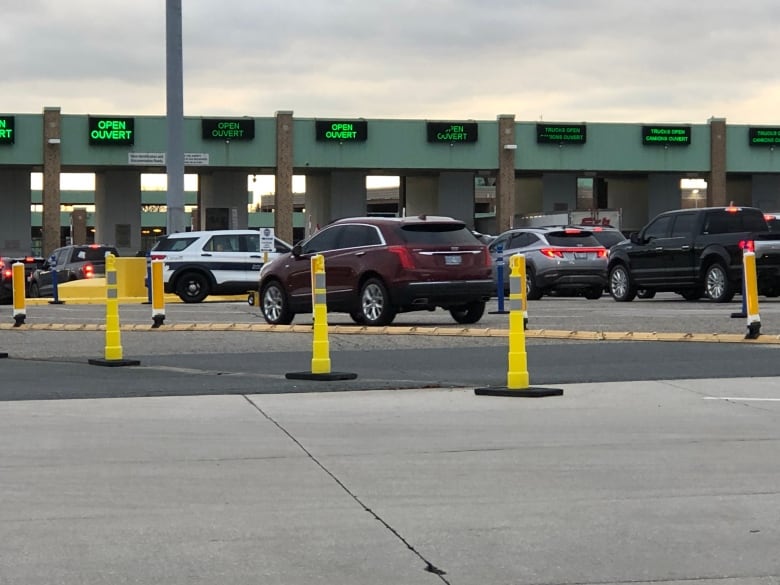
[629,232,642,244]
[292,243,303,257]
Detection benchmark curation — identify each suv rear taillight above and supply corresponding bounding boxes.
[82,263,95,278]
[388,246,416,269]
[2,267,11,280]
[482,247,492,266]
[150,254,166,261]
[739,239,755,252]
[540,247,608,259]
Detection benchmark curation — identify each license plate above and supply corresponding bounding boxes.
[444,255,462,265]
[575,252,587,259]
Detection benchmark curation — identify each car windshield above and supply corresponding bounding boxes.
[152,237,198,252]
[399,224,478,245]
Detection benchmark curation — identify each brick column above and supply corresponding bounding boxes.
[275,111,294,244]
[42,106,62,257]
[708,118,727,207]
[495,114,516,233]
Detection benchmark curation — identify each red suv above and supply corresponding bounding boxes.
[258,216,494,326]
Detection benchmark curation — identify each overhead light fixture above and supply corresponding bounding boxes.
[503,144,517,150]
[47,138,61,144]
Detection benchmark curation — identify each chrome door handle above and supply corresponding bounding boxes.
[681,245,691,250]
[355,251,366,256]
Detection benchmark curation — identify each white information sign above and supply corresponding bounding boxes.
[259,227,276,252]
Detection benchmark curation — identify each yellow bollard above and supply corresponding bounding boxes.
[12,262,26,327]
[285,254,356,381]
[88,253,140,367]
[743,250,761,339]
[310,254,331,373]
[476,253,562,397]
[506,254,529,389]
[151,258,166,328]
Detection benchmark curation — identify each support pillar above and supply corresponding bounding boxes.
[708,118,727,207]
[42,107,61,257]
[496,114,516,234]
[0,169,32,255]
[275,111,294,245]
[95,170,142,256]
[199,171,250,230]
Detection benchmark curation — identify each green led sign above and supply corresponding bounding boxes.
[642,125,691,146]
[88,116,134,145]
[749,127,780,146]
[202,118,255,140]
[0,116,14,144]
[427,122,478,143]
[315,120,367,142]
[537,123,586,144]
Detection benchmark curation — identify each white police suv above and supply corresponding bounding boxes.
[149,229,292,302]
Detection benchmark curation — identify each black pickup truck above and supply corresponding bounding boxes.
[28,244,119,298]
[607,206,780,302]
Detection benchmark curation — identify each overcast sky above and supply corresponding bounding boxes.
[5,0,780,124]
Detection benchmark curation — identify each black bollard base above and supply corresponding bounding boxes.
[88,358,141,367]
[152,315,165,329]
[475,386,563,397]
[286,371,358,381]
[13,314,25,328]
[745,322,761,340]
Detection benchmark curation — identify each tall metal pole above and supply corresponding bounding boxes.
[166,0,187,234]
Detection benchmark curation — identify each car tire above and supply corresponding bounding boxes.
[349,311,367,325]
[704,262,735,303]
[450,301,486,324]
[637,289,656,299]
[260,280,294,325]
[175,271,210,303]
[28,282,40,298]
[680,288,703,301]
[359,278,397,326]
[608,264,636,302]
[526,267,543,300]
[583,286,603,300]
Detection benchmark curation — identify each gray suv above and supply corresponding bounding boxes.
[488,226,608,299]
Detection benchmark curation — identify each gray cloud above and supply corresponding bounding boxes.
[3,0,780,123]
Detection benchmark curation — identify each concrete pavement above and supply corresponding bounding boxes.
[2,378,780,584]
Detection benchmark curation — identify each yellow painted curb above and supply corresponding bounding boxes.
[2,322,780,343]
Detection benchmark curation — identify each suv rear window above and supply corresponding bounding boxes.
[545,232,601,247]
[152,236,198,252]
[399,224,478,245]
[73,246,118,261]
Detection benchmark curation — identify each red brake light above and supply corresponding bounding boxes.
[150,254,166,260]
[564,228,582,234]
[388,246,415,269]
[2,268,11,279]
[725,206,740,213]
[482,247,492,266]
[540,248,564,258]
[739,240,755,252]
[540,247,607,259]
[83,263,95,278]
[765,214,776,221]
